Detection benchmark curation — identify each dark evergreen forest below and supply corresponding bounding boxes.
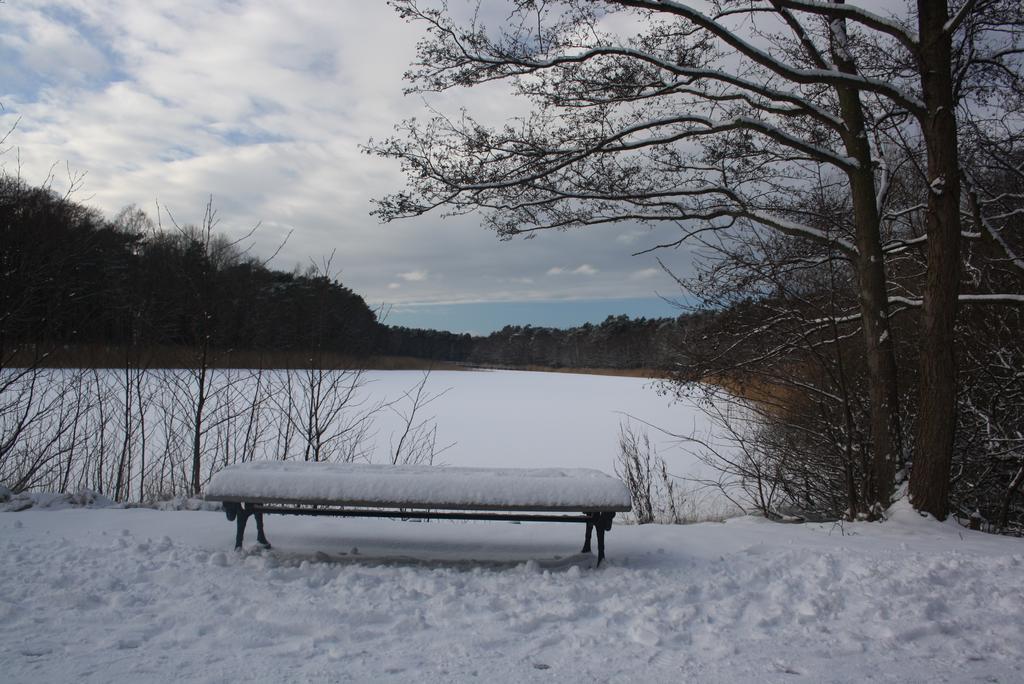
[0,177,689,369]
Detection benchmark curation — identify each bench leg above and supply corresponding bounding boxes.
[582,519,594,554]
[234,508,250,549]
[589,512,614,567]
[254,510,271,549]
[234,504,271,550]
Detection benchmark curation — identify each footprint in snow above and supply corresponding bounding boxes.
[628,622,661,647]
[773,660,801,675]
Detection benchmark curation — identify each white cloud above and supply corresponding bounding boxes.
[0,2,695,308]
[547,264,597,276]
[629,268,661,280]
[0,8,109,86]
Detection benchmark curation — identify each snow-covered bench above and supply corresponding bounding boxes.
[205,461,632,564]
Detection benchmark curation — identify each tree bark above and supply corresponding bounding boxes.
[909,0,962,519]
[830,9,904,514]
[997,466,1024,530]
[191,341,208,497]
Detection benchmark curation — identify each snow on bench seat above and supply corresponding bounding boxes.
[205,461,632,512]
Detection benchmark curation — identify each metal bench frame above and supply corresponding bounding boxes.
[221,500,619,564]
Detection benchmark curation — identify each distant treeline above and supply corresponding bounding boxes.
[382,314,701,369]
[0,177,691,369]
[467,314,698,369]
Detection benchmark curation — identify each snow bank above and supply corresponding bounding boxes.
[0,490,223,514]
[1,490,118,512]
[149,496,223,512]
[206,461,632,511]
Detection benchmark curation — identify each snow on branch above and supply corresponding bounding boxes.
[457,44,846,131]
[767,0,919,51]
[889,294,1024,307]
[617,0,926,116]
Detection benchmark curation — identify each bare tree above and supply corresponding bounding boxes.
[373,0,1024,519]
[270,258,384,463]
[371,0,908,512]
[160,197,258,494]
[387,370,454,466]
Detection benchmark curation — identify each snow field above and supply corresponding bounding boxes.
[1,504,1022,683]
[359,370,717,471]
[3,370,1021,682]
[362,370,737,518]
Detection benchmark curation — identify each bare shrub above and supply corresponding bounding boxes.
[617,421,654,523]
[387,370,454,466]
[272,366,380,463]
[616,419,695,524]
[0,365,457,504]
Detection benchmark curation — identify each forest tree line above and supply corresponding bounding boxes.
[387,314,703,370]
[1,175,692,370]
[2,177,377,362]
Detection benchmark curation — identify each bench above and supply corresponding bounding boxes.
[204,461,632,564]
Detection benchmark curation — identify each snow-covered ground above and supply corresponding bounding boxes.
[1,501,1022,683]
[3,370,1021,682]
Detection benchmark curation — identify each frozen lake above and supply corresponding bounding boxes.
[362,370,715,472]
[4,368,738,518]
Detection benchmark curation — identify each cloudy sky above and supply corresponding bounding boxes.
[0,1,692,333]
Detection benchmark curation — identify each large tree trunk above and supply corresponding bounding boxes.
[831,12,904,514]
[848,164,904,514]
[909,0,962,519]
